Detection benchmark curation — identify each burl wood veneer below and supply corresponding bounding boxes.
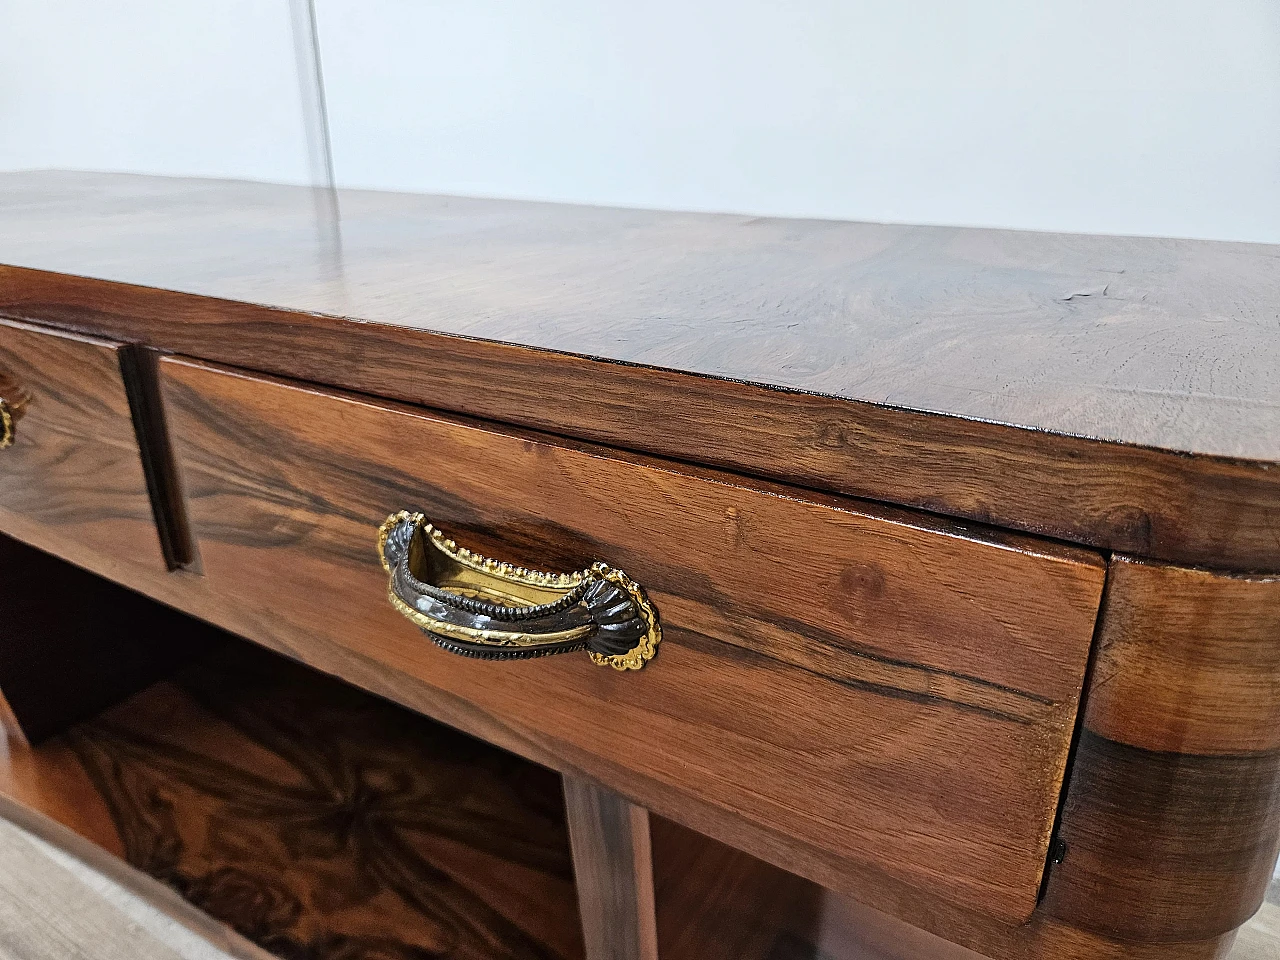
[1,172,1279,960]
[1,636,586,960]
[0,587,953,960]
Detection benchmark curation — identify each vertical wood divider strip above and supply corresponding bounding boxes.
[564,776,660,960]
[119,346,195,570]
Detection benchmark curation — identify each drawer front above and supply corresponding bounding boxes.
[0,319,163,573]
[160,357,1105,923]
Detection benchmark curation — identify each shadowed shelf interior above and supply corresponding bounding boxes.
[2,640,583,960]
[0,637,585,960]
[0,569,974,960]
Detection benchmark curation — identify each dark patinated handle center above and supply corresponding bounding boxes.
[377,511,660,670]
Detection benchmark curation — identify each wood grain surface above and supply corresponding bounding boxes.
[564,778,658,960]
[0,814,264,960]
[155,356,1104,924]
[0,640,585,960]
[0,317,164,576]
[1041,558,1280,947]
[7,772,1280,960]
[1,173,1278,570]
[147,360,1280,958]
[649,815,987,960]
[1084,560,1280,755]
[0,510,1271,957]
[2,171,1278,461]
[2,170,1273,956]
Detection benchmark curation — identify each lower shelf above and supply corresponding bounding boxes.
[0,530,980,960]
[0,639,585,960]
[1,538,1276,960]
[1,628,983,960]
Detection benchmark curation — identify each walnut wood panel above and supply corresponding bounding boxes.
[4,170,1280,463]
[564,777,658,960]
[4,268,1280,573]
[0,639,585,960]
[650,815,986,960]
[2,168,1280,572]
[157,356,1106,924]
[1085,560,1280,755]
[576,808,1271,960]
[1040,557,1280,947]
[0,316,164,575]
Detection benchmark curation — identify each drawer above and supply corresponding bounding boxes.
[0,318,167,574]
[159,356,1106,924]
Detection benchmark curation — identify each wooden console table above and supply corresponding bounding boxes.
[0,171,1277,960]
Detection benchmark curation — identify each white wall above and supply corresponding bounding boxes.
[0,0,310,184]
[3,0,1280,243]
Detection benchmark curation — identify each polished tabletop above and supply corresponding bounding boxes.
[1,170,1277,463]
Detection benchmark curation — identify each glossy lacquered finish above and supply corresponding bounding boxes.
[0,318,165,575]
[3,172,1278,462]
[156,356,1105,924]
[894,558,1280,960]
[1,173,1279,571]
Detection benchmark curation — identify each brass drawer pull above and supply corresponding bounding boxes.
[0,368,30,449]
[377,511,660,670]
[0,398,13,449]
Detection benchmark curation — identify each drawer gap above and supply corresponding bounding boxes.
[119,346,197,571]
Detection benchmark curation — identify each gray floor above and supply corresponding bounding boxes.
[0,817,270,960]
[0,813,1277,960]
[1237,893,1280,960]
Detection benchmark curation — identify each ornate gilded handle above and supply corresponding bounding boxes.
[377,511,660,670]
[0,398,13,449]
[0,368,30,450]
